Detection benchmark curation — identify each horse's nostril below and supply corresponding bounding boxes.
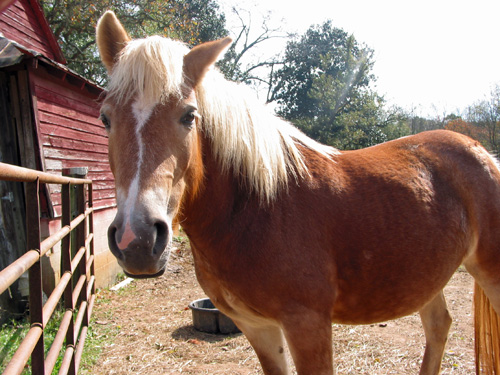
[153,221,169,255]
[107,225,124,260]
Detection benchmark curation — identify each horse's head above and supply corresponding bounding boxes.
[96,11,231,278]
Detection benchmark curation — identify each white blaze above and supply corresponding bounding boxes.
[116,100,155,250]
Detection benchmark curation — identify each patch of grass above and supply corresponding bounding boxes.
[0,317,29,372]
[0,308,67,373]
[173,226,189,244]
[79,288,124,372]
[79,316,120,373]
[0,301,121,374]
[114,272,127,284]
[173,235,188,243]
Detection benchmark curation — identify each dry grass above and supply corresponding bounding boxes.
[85,237,475,374]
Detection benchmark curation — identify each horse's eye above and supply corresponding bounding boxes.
[100,113,111,131]
[181,111,197,128]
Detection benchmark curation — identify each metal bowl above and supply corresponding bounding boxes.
[189,298,241,334]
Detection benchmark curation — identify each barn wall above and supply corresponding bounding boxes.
[28,64,122,290]
[30,65,116,216]
[0,0,58,61]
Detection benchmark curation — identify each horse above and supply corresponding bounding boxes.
[96,11,500,374]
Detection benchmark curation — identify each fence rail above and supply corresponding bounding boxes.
[0,162,95,375]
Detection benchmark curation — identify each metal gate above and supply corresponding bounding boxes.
[0,162,95,374]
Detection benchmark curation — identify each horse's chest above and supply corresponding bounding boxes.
[193,257,275,326]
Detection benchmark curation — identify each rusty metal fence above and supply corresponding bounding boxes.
[0,162,95,375]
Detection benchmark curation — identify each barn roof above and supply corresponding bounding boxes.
[0,0,102,95]
[0,0,65,64]
[0,36,102,95]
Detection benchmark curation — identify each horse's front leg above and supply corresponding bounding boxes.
[282,311,334,375]
[233,319,290,375]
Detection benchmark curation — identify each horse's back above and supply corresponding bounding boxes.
[292,130,500,323]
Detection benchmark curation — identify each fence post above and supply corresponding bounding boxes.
[88,183,95,298]
[26,178,44,375]
[62,169,87,288]
[62,168,87,375]
[60,182,76,375]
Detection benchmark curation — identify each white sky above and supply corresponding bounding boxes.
[218,0,500,117]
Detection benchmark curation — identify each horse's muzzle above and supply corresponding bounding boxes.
[107,218,170,278]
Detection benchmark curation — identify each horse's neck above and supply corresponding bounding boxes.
[179,139,248,247]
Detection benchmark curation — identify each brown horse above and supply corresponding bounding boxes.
[96,11,500,374]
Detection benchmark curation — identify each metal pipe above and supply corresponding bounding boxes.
[58,345,75,375]
[2,325,43,375]
[44,310,73,374]
[70,246,86,275]
[42,272,72,327]
[39,209,91,257]
[0,250,39,295]
[73,301,87,341]
[73,326,88,372]
[71,275,86,308]
[0,162,92,184]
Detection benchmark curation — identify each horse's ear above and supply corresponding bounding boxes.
[183,37,232,86]
[96,11,131,72]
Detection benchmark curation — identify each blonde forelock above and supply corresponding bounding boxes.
[107,36,190,105]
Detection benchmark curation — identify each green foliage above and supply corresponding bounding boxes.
[269,21,405,149]
[271,23,372,117]
[40,0,228,85]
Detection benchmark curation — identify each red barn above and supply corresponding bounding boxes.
[0,0,120,296]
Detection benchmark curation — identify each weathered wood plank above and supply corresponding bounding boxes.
[41,136,108,154]
[44,159,112,173]
[51,189,116,212]
[44,148,109,163]
[34,75,102,115]
[49,180,114,195]
[40,124,108,146]
[38,109,104,135]
[15,70,37,170]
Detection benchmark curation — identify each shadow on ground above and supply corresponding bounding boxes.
[172,325,242,343]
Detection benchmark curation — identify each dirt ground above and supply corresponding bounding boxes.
[85,237,476,374]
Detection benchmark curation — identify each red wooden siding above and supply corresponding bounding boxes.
[0,0,63,63]
[32,67,115,216]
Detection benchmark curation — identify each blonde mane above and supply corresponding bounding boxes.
[108,35,338,202]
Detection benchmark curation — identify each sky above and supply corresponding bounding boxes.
[218,0,500,117]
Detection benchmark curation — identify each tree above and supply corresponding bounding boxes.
[267,21,393,149]
[465,85,500,155]
[40,0,228,85]
[445,118,486,144]
[216,5,288,89]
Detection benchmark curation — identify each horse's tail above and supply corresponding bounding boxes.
[474,282,500,374]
